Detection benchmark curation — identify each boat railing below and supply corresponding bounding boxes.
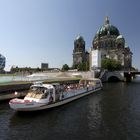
[56,81,100,100]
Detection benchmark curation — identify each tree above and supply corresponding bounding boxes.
[62,64,69,71]
[72,64,78,69]
[101,58,122,71]
[131,67,137,71]
[77,63,83,71]
[77,62,89,71]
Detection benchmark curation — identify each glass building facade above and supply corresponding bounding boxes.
[0,54,6,70]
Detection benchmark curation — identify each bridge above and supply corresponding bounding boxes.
[123,71,140,82]
[99,70,140,82]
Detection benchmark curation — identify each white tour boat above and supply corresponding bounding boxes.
[9,78,102,111]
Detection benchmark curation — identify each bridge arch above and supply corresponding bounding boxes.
[108,76,120,82]
[99,71,125,82]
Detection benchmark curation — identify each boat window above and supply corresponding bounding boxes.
[26,87,49,99]
[39,94,46,99]
[40,89,50,99]
[26,91,37,98]
[30,86,38,91]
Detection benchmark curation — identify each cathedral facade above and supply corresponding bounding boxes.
[92,17,132,70]
[73,17,132,71]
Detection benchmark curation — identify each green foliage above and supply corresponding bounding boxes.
[77,62,89,71]
[10,66,42,73]
[72,64,78,69]
[62,64,70,71]
[131,67,137,71]
[77,63,83,71]
[101,58,122,71]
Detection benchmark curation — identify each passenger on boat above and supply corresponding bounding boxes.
[80,83,84,89]
[87,84,89,91]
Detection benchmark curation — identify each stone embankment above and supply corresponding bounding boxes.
[0,83,31,93]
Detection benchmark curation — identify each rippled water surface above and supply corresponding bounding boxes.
[1,78,140,140]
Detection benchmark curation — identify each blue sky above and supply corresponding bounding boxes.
[0,0,140,70]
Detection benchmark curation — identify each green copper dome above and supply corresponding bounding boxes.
[75,35,84,41]
[94,17,120,38]
[116,35,125,43]
[74,35,85,44]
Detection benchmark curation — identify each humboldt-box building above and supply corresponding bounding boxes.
[0,53,6,71]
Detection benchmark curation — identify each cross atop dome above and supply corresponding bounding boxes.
[105,16,109,25]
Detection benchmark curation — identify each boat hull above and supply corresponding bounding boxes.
[9,87,101,111]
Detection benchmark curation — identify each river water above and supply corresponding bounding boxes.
[1,77,140,140]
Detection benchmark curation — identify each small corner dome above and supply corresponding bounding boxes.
[75,35,84,41]
[74,35,85,44]
[116,35,125,43]
[116,35,124,40]
[125,43,129,48]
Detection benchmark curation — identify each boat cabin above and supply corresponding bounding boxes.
[25,83,64,103]
[25,84,54,102]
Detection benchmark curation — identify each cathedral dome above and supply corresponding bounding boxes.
[94,17,120,39]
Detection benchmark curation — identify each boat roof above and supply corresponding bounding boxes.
[31,84,54,89]
[52,83,60,86]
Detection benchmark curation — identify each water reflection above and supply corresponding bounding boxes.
[99,83,129,139]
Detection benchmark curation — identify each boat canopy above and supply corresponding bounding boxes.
[31,84,54,89]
